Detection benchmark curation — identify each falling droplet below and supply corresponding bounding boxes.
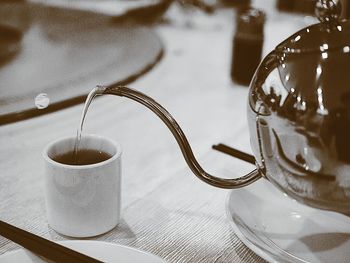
[35,93,50,109]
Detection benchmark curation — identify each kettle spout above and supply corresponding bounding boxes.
[102,85,261,189]
[95,85,108,95]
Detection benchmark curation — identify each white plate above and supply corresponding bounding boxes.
[226,179,350,263]
[0,240,166,263]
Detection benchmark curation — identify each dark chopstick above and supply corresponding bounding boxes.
[0,220,102,262]
[212,143,256,165]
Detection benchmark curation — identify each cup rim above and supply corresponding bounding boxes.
[43,134,122,170]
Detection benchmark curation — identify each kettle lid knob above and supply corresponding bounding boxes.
[316,0,342,23]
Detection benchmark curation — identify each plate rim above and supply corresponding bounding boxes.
[225,188,278,263]
[225,180,313,263]
[59,240,167,262]
[0,240,167,262]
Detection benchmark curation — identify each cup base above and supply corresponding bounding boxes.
[48,221,120,238]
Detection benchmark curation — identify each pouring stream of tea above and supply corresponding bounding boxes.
[73,86,106,162]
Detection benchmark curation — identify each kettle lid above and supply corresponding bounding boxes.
[276,0,350,54]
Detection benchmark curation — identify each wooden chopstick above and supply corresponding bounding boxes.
[0,220,102,262]
[212,143,256,165]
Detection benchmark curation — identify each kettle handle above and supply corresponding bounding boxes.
[102,86,262,189]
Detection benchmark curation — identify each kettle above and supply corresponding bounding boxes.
[99,0,350,213]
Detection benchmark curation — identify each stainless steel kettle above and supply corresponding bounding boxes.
[100,0,350,213]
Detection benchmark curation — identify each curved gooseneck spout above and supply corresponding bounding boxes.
[102,85,262,189]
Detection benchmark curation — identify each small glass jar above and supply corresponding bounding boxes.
[230,8,265,86]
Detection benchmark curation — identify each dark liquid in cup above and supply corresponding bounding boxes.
[53,149,112,165]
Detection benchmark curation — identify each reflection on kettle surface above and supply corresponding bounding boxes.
[248,2,350,211]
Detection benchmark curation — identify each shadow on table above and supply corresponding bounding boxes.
[47,219,137,242]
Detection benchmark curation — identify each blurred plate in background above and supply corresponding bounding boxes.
[0,2,164,125]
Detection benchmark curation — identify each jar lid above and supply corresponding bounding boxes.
[236,8,266,35]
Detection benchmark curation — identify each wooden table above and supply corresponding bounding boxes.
[0,1,317,262]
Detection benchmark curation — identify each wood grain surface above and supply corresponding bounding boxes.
[0,1,316,262]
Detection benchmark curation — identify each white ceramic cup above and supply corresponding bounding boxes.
[43,134,122,237]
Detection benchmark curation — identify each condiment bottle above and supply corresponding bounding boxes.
[230,8,265,86]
